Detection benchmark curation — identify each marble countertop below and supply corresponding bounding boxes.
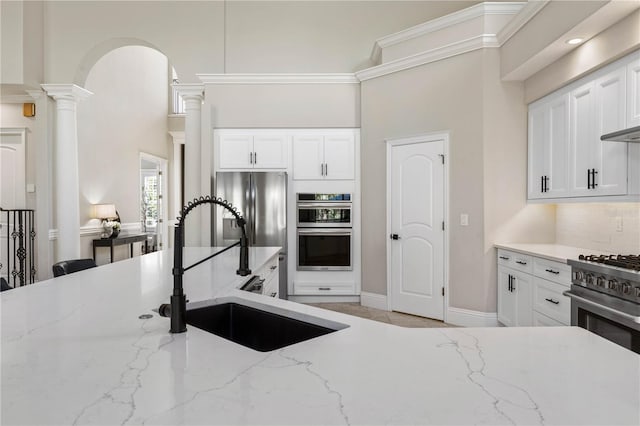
[2,247,639,425]
[494,243,612,263]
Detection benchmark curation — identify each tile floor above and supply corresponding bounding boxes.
[307,303,455,328]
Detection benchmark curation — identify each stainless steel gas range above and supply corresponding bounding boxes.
[564,255,640,354]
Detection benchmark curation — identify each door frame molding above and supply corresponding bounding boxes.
[139,152,169,250]
[0,127,27,209]
[385,131,450,322]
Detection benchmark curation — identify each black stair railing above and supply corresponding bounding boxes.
[0,208,36,288]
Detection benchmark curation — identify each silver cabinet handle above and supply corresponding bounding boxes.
[270,292,277,297]
[499,256,509,260]
[254,152,257,164]
[270,265,277,270]
[545,297,560,305]
[516,260,527,265]
[325,163,328,176]
[545,268,560,275]
[318,287,331,291]
[250,152,253,164]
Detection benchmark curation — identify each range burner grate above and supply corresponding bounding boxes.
[579,254,640,272]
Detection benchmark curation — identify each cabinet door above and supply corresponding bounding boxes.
[513,271,532,327]
[323,133,355,180]
[218,134,253,169]
[628,57,640,128]
[569,82,596,197]
[593,68,628,196]
[253,134,288,169]
[527,102,547,199]
[292,134,324,180]
[547,95,571,197]
[497,267,516,327]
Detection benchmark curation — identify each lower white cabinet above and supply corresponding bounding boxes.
[497,249,571,327]
[292,281,356,295]
[255,254,279,298]
[497,267,532,327]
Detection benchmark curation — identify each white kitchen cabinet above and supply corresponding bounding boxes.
[497,266,532,327]
[528,94,570,199]
[218,131,288,170]
[292,131,355,180]
[497,248,571,327]
[528,51,638,201]
[628,57,640,128]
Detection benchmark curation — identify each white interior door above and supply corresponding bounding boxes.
[389,139,445,319]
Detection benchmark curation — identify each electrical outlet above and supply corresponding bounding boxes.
[615,216,623,232]
[460,214,469,226]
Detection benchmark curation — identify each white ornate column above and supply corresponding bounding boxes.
[174,84,204,246]
[41,84,92,261]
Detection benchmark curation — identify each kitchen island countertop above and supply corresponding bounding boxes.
[2,247,638,425]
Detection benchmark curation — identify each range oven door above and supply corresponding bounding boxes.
[297,202,352,228]
[565,287,640,354]
[297,228,352,271]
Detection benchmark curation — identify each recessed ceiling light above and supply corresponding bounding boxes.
[566,38,584,45]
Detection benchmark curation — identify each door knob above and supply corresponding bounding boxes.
[390,234,400,240]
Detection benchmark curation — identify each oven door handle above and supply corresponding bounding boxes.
[563,290,640,324]
[297,228,352,236]
[297,202,352,209]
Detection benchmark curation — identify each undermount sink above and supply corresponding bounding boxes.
[186,298,348,352]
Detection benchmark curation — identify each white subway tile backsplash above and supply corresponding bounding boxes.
[556,203,640,253]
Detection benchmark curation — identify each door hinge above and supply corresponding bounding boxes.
[438,154,445,164]
[441,287,445,297]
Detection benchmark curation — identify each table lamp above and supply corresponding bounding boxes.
[93,204,118,238]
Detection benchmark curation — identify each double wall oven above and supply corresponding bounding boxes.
[297,193,352,271]
[565,255,640,354]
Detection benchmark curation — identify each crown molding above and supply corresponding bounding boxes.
[172,83,204,99]
[357,35,499,82]
[197,73,359,85]
[370,2,524,63]
[496,0,549,45]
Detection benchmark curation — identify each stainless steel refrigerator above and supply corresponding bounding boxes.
[213,172,287,298]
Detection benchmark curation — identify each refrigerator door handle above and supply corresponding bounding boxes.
[251,174,257,245]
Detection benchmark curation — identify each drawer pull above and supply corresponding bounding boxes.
[545,298,560,305]
[545,268,560,275]
[516,260,528,265]
[318,287,331,291]
[499,256,510,260]
[270,265,277,270]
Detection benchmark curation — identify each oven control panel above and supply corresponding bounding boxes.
[572,268,640,304]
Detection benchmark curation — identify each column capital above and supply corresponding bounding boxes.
[173,83,204,101]
[41,84,93,101]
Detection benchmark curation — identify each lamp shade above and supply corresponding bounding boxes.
[93,204,117,220]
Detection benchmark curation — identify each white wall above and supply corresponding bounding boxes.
[556,203,640,253]
[76,46,171,263]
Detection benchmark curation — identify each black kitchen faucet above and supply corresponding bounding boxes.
[158,196,251,333]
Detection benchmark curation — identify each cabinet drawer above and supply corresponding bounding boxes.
[262,274,278,298]
[533,277,570,325]
[533,257,571,286]
[497,249,533,274]
[533,311,566,327]
[255,255,279,282]
[293,281,355,295]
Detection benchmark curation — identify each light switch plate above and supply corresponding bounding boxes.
[460,214,469,226]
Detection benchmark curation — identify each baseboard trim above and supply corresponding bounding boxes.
[446,307,499,327]
[287,295,360,304]
[360,292,389,310]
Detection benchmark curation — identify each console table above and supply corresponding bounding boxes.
[92,233,151,263]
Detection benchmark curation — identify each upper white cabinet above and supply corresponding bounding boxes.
[217,131,288,170]
[292,131,356,180]
[528,51,639,201]
[628,58,640,127]
[528,94,570,199]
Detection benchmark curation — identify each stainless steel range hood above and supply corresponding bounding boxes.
[600,125,640,142]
